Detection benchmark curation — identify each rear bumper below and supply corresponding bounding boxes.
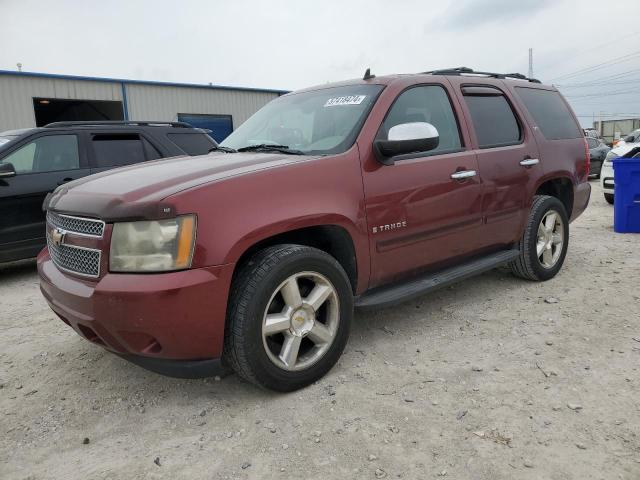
[37,248,235,364]
[571,181,591,222]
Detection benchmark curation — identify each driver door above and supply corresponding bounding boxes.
[0,133,88,260]
[361,84,484,287]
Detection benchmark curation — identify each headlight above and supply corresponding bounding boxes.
[109,215,196,272]
[604,151,617,163]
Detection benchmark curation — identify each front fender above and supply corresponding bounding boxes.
[166,151,371,291]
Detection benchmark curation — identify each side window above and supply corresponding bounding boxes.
[91,134,147,168]
[378,85,462,153]
[586,138,598,149]
[515,88,582,140]
[463,89,521,148]
[167,133,217,156]
[1,135,79,174]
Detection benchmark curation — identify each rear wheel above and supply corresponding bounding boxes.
[604,193,614,204]
[510,195,569,281]
[224,244,353,391]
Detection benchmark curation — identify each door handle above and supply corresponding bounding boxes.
[57,177,74,186]
[519,158,540,166]
[450,170,477,180]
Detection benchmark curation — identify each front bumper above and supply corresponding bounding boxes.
[601,162,614,194]
[38,248,235,374]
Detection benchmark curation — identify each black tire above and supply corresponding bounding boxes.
[604,193,614,205]
[223,244,353,392]
[510,195,569,281]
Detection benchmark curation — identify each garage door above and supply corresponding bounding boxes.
[177,114,233,143]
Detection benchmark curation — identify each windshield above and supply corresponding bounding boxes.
[221,84,383,155]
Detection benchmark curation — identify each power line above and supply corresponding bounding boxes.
[565,88,639,99]
[557,78,640,88]
[547,51,640,82]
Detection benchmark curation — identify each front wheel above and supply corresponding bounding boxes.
[604,193,614,204]
[510,195,569,281]
[224,244,353,391]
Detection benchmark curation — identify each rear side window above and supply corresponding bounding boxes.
[167,133,216,155]
[515,88,582,140]
[91,134,148,168]
[463,91,521,148]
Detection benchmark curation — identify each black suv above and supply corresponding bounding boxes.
[0,121,217,263]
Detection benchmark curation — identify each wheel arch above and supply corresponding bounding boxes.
[230,223,362,295]
[534,176,574,218]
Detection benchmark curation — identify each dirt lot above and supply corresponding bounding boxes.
[1,181,638,480]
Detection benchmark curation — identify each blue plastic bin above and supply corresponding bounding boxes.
[613,157,640,233]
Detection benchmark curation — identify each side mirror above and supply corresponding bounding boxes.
[374,122,439,165]
[0,162,16,178]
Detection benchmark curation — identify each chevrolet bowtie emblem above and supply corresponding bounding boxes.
[51,228,66,247]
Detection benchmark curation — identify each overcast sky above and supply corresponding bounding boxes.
[2,0,639,127]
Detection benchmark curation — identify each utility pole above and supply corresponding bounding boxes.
[528,48,533,78]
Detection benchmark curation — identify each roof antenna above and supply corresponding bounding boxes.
[363,68,375,80]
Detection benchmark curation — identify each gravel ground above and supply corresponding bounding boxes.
[1,181,639,480]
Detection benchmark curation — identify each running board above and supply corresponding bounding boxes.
[355,249,520,310]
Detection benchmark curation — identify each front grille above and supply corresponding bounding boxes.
[46,231,101,278]
[47,211,105,237]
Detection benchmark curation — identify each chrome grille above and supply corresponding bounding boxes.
[47,211,105,237]
[46,231,101,278]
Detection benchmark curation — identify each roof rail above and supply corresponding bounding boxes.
[423,67,541,84]
[43,120,193,128]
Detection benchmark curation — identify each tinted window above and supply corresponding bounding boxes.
[586,137,598,148]
[379,85,462,152]
[1,135,79,173]
[464,93,521,148]
[168,133,216,155]
[91,134,146,168]
[515,88,582,140]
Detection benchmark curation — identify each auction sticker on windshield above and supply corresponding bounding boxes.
[324,95,367,107]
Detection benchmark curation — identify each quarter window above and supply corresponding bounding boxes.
[379,85,462,153]
[0,135,79,174]
[515,88,582,140]
[463,91,521,148]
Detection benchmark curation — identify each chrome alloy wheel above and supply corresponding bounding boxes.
[262,271,340,371]
[537,210,564,269]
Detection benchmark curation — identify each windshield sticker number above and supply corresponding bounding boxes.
[324,95,367,107]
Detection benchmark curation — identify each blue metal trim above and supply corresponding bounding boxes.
[0,69,290,95]
[120,82,129,120]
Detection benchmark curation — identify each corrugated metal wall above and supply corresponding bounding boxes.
[0,75,122,131]
[0,73,279,133]
[125,84,278,128]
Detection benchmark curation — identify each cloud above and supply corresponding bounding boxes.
[434,0,555,30]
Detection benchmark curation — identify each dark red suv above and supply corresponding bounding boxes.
[38,67,591,391]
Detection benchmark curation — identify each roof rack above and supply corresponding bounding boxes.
[44,120,192,128]
[423,67,541,84]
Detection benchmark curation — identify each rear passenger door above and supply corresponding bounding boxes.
[88,132,162,174]
[450,79,543,247]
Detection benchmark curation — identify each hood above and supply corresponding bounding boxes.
[611,143,637,157]
[47,152,320,221]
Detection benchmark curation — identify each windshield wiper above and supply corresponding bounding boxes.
[237,144,305,155]
[208,145,237,153]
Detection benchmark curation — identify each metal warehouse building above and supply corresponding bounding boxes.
[0,70,287,142]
